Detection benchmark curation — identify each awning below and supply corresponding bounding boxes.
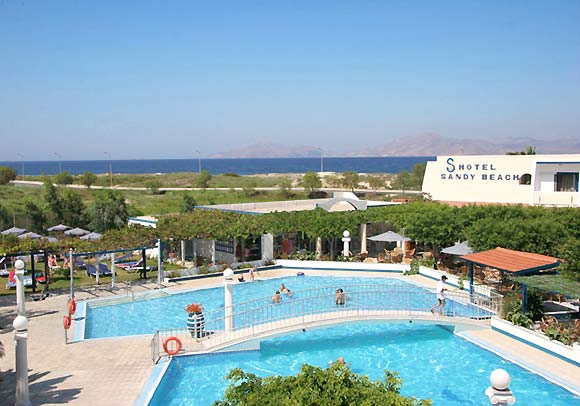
[460,247,561,276]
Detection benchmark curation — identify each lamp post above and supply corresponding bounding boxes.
[13,258,32,406]
[195,150,201,174]
[53,152,62,174]
[317,147,324,173]
[342,230,351,258]
[104,151,113,188]
[17,153,24,179]
[223,268,234,332]
[485,369,516,405]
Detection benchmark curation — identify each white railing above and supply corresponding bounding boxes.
[151,284,502,361]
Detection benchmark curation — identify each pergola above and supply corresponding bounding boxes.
[460,247,561,311]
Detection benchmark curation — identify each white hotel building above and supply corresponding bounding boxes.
[421,154,580,207]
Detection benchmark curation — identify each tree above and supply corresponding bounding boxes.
[80,172,98,188]
[55,171,74,185]
[182,194,197,213]
[197,170,212,189]
[341,171,360,191]
[24,199,46,233]
[0,166,17,184]
[0,204,11,230]
[242,179,258,197]
[558,238,580,281]
[44,180,64,221]
[367,176,385,192]
[214,363,431,406]
[87,190,128,232]
[62,190,86,227]
[278,178,293,198]
[146,179,163,195]
[302,171,322,194]
[506,146,536,155]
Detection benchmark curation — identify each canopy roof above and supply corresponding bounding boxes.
[441,241,473,256]
[47,224,72,232]
[1,227,27,236]
[368,231,411,242]
[460,247,561,276]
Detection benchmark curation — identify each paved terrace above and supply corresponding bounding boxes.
[1,269,579,405]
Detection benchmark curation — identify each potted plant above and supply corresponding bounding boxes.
[185,303,205,339]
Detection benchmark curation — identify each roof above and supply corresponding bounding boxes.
[460,247,561,275]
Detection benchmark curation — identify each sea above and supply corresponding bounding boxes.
[0,156,434,176]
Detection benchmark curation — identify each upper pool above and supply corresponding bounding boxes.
[86,274,464,339]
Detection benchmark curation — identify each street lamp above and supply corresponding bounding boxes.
[17,152,24,179]
[104,151,113,188]
[53,152,62,174]
[195,150,201,174]
[317,147,324,173]
[13,259,32,406]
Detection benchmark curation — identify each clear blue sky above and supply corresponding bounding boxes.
[1,0,579,160]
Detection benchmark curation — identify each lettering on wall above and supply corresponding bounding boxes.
[440,158,520,181]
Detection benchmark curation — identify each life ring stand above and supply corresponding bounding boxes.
[68,299,77,315]
[63,315,72,330]
[163,336,182,356]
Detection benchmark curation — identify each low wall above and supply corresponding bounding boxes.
[492,317,580,367]
[275,259,409,273]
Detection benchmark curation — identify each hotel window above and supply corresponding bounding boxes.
[554,172,579,192]
[519,174,532,185]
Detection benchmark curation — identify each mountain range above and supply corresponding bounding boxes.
[208,134,580,158]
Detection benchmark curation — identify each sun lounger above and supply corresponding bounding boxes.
[117,259,143,269]
[113,253,133,263]
[5,275,33,289]
[86,263,112,277]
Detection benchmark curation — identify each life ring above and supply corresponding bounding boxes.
[68,299,77,315]
[163,336,182,356]
[63,315,72,330]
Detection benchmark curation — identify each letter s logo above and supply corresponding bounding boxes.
[446,158,455,173]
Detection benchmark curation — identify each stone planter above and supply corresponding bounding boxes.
[187,312,206,338]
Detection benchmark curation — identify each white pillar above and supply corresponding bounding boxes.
[69,249,74,300]
[223,268,234,332]
[342,230,351,257]
[316,237,322,260]
[360,223,368,254]
[180,240,186,263]
[95,257,100,285]
[13,315,32,406]
[14,259,26,317]
[261,233,274,260]
[211,240,216,264]
[485,369,516,405]
[111,252,116,289]
[157,239,163,289]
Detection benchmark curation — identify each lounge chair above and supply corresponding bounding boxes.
[5,275,33,289]
[117,258,143,269]
[86,263,112,277]
[113,253,133,263]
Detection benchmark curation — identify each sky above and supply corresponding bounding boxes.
[1,0,579,161]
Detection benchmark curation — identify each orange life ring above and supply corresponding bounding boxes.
[63,315,72,330]
[68,299,77,315]
[163,336,182,356]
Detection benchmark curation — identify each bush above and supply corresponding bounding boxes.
[0,166,17,184]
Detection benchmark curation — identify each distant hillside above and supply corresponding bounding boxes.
[208,134,580,158]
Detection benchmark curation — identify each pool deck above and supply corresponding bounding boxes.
[0,268,579,405]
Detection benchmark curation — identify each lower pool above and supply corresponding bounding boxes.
[148,322,580,406]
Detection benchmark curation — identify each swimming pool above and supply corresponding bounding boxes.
[148,322,580,406]
[87,275,459,338]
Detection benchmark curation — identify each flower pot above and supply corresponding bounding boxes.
[187,312,206,338]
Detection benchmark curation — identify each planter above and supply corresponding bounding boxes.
[187,312,206,338]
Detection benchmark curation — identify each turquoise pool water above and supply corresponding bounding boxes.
[88,275,366,338]
[86,275,483,338]
[149,323,580,406]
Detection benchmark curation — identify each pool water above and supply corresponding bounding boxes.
[149,323,580,406]
[87,275,454,338]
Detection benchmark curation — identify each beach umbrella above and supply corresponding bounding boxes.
[17,231,43,240]
[80,232,102,241]
[47,224,72,232]
[368,230,411,258]
[44,236,59,243]
[441,241,473,256]
[1,226,27,236]
[64,227,91,237]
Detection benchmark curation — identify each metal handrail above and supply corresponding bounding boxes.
[151,284,502,362]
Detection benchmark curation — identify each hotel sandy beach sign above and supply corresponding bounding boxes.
[441,158,521,182]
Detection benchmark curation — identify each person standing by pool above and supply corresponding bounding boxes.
[431,275,448,315]
[248,266,258,282]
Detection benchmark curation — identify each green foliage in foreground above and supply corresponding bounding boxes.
[214,363,431,406]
